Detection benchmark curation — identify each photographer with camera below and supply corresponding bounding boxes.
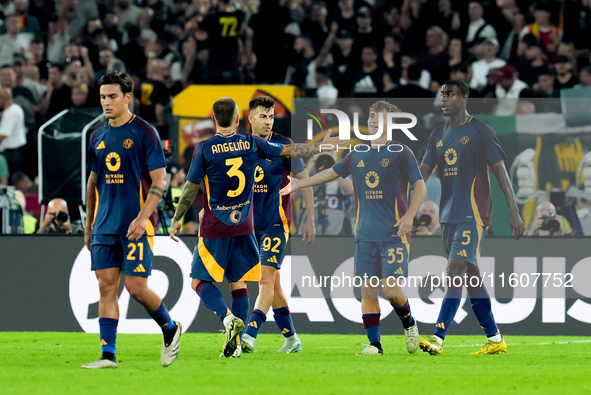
[527,201,571,236]
[412,200,441,235]
[37,198,83,234]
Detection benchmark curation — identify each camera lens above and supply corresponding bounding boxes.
[55,211,69,222]
[541,215,560,233]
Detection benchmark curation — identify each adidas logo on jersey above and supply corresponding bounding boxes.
[133,264,146,273]
[394,267,404,275]
[436,322,445,329]
[357,160,365,167]
[457,249,468,257]
[436,140,443,148]
[97,141,106,150]
[267,256,278,264]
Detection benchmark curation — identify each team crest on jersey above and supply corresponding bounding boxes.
[254,166,265,182]
[123,139,134,149]
[230,210,242,224]
[460,136,470,145]
[381,158,390,167]
[106,152,121,172]
[444,148,458,166]
[365,171,379,188]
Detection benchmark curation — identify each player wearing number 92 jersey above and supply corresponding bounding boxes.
[186,130,284,282]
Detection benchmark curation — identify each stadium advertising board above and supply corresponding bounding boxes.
[0,236,588,335]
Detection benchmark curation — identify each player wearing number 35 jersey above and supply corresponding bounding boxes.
[170,97,344,358]
[282,101,427,356]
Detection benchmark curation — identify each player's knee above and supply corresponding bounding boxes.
[382,285,403,300]
[124,279,147,301]
[447,258,469,278]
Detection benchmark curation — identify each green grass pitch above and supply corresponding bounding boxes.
[1,333,590,395]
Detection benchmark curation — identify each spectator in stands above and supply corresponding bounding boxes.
[563,0,591,51]
[554,56,579,91]
[0,87,26,174]
[114,0,141,37]
[412,200,440,236]
[0,152,8,184]
[39,63,73,120]
[534,66,561,113]
[315,66,338,108]
[103,11,123,50]
[116,25,147,75]
[334,0,357,32]
[37,197,83,234]
[435,0,461,36]
[383,67,401,96]
[300,0,329,53]
[61,0,99,41]
[247,0,291,84]
[71,82,89,108]
[139,58,170,131]
[29,38,48,82]
[332,28,355,95]
[465,1,498,50]
[516,34,548,87]
[199,0,246,84]
[448,38,465,69]
[450,62,473,86]
[0,14,32,66]
[170,35,202,89]
[574,66,591,89]
[483,65,529,115]
[527,201,571,236]
[521,1,561,62]
[381,33,401,70]
[418,26,450,86]
[13,54,41,104]
[470,37,506,91]
[46,14,69,64]
[347,44,384,98]
[499,11,526,64]
[399,51,431,90]
[184,0,211,20]
[0,0,15,16]
[389,64,433,98]
[285,35,318,90]
[353,7,379,61]
[11,170,32,210]
[12,0,42,41]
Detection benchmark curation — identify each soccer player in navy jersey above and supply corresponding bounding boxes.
[82,72,181,369]
[418,79,525,355]
[170,97,343,358]
[241,96,316,354]
[283,101,426,356]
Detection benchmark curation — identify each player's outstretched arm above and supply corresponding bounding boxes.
[84,171,97,250]
[279,129,348,159]
[294,168,316,245]
[280,168,340,196]
[127,167,167,241]
[170,180,200,242]
[491,160,525,240]
[396,179,426,237]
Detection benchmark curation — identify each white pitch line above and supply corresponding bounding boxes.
[446,339,591,348]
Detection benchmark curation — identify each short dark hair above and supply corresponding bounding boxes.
[249,96,275,112]
[538,66,555,78]
[98,71,133,95]
[0,64,14,71]
[443,79,470,96]
[213,97,238,128]
[11,171,29,186]
[580,65,591,75]
[361,44,378,55]
[48,62,64,72]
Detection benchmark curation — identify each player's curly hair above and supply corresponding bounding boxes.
[249,96,275,111]
[98,71,133,95]
[369,101,401,113]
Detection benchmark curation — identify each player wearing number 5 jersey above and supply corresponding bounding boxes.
[83,72,181,369]
[282,101,427,356]
[170,97,344,358]
[419,79,525,356]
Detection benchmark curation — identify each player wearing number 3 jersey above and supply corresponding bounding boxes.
[169,97,344,358]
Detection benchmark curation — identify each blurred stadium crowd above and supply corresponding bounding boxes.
[0,0,590,235]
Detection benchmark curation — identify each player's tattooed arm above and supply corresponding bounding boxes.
[173,180,200,223]
[279,129,348,158]
[148,185,165,199]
